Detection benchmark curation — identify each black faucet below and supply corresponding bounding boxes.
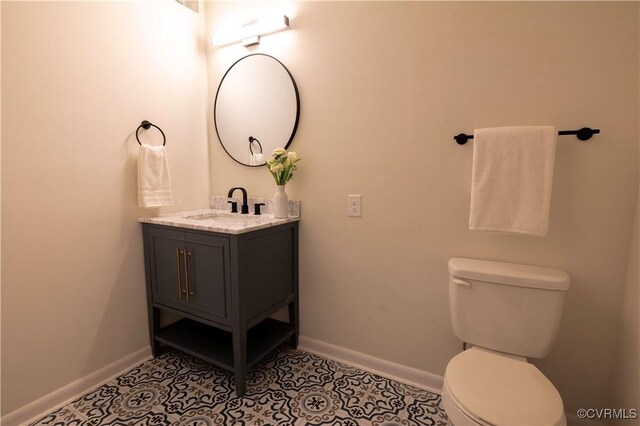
[227,187,249,214]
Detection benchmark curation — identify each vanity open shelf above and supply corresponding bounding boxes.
[155,317,294,371]
[141,217,299,396]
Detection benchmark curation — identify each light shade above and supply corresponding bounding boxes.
[211,15,290,48]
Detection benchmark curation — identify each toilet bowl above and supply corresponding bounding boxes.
[441,347,566,426]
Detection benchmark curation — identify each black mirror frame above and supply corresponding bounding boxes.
[213,53,300,168]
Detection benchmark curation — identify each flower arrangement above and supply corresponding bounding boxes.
[266,148,301,186]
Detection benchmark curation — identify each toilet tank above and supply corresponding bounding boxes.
[448,258,570,359]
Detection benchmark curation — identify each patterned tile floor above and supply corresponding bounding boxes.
[32,346,449,426]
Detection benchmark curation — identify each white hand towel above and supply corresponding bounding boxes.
[138,144,174,208]
[469,126,557,236]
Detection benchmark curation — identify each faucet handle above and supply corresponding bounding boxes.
[227,200,238,213]
[254,203,266,215]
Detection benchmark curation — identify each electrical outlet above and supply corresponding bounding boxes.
[348,194,362,217]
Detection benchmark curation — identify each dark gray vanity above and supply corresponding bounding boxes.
[141,211,298,396]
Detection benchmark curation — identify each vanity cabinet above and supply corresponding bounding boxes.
[142,221,299,396]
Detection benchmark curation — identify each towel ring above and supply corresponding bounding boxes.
[248,136,263,155]
[136,120,166,146]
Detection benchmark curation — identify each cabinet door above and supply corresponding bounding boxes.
[147,227,188,311]
[185,232,231,324]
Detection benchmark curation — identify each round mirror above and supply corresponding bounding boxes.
[214,54,300,167]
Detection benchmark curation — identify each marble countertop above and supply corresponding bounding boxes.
[138,209,299,235]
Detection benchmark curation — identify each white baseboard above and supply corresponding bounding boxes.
[2,346,152,426]
[298,336,444,394]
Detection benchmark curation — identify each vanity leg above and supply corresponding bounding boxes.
[148,307,161,357]
[289,301,299,349]
[235,369,247,397]
[232,328,247,397]
[290,222,299,349]
[142,226,161,358]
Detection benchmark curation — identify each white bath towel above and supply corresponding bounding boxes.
[138,144,174,208]
[469,126,557,236]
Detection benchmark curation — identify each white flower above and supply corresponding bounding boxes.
[270,163,284,173]
[265,148,301,185]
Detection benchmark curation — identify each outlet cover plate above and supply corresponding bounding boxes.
[348,194,362,217]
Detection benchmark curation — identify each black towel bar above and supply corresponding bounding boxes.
[454,127,600,145]
[136,120,166,146]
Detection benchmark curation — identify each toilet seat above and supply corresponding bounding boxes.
[443,347,565,426]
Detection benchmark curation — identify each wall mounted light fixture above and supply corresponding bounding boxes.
[211,15,290,48]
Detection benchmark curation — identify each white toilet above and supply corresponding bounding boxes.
[442,258,570,426]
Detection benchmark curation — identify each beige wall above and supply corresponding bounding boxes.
[611,193,639,421]
[205,1,639,413]
[2,0,637,418]
[1,0,210,415]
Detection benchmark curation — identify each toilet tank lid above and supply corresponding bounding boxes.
[449,258,570,290]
